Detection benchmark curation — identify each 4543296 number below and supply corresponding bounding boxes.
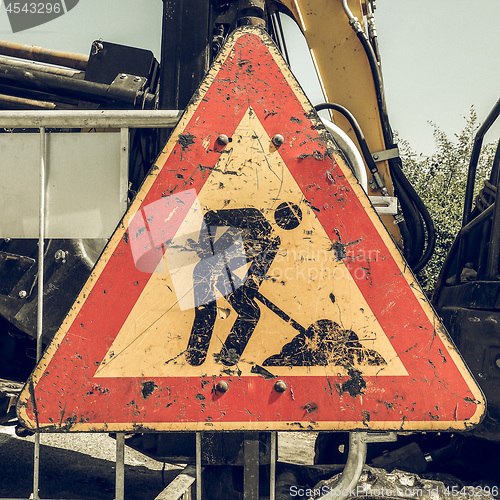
[4,2,62,14]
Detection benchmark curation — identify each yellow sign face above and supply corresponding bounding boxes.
[96,108,406,379]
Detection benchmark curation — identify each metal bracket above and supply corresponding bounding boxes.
[369,196,398,215]
[363,431,398,443]
[372,146,400,162]
[107,73,147,106]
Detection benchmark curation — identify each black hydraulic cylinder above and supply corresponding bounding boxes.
[158,0,211,142]
[0,60,153,108]
[237,0,266,27]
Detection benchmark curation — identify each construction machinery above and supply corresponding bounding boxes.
[0,1,499,498]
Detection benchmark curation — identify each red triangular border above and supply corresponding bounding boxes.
[18,27,484,432]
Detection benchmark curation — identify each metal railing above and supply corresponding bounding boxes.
[0,110,184,500]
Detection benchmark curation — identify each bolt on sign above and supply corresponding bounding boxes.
[18,26,484,432]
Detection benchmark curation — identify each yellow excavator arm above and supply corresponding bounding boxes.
[275,0,399,238]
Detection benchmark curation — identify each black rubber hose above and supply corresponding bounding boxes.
[392,173,423,264]
[391,157,436,272]
[315,102,423,264]
[315,102,383,180]
[315,102,434,269]
[354,31,393,146]
[349,24,436,271]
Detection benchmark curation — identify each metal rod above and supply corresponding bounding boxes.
[455,204,495,283]
[0,40,88,70]
[120,129,129,213]
[0,55,83,78]
[463,98,500,226]
[243,432,259,500]
[490,137,500,187]
[115,433,125,500]
[318,432,367,500]
[196,432,202,500]
[0,81,81,107]
[33,432,40,500]
[37,126,46,367]
[0,61,147,106]
[32,126,47,500]
[0,93,56,110]
[270,432,277,500]
[487,182,500,279]
[0,109,182,128]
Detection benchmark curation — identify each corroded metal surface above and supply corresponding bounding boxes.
[18,26,484,432]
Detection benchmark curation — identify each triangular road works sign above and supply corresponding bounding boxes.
[19,27,484,432]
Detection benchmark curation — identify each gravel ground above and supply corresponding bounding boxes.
[0,425,316,499]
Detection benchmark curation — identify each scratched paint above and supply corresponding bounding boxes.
[17,26,484,432]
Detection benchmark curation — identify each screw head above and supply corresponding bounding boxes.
[272,134,284,147]
[274,380,287,393]
[217,134,229,146]
[216,380,229,393]
[120,73,127,79]
[54,249,66,261]
[18,290,27,299]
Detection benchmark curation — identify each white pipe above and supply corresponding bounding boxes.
[321,117,368,192]
[318,432,367,500]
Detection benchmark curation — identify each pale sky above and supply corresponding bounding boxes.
[376,0,500,154]
[1,1,500,155]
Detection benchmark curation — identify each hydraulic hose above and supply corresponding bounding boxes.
[341,0,392,146]
[315,102,388,195]
[341,0,436,272]
[315,102,434,270]
[391,157,436,272]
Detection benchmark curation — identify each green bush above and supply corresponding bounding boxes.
[399,107,496,294]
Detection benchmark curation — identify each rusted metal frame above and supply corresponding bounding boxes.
[0,113,175,500]
[115,433,126,500]
[8,122,133,500]
[243,432,260,500]
[0,109,182,129]
[0,40,88,70]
